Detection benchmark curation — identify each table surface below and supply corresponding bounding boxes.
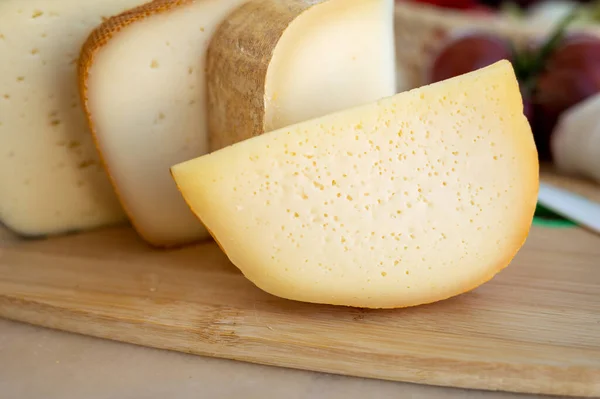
[0,318,552,399]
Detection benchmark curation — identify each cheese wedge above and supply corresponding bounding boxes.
[0,0,149,236]
[79,0,247,247]
[207,0,397,151]
[172,61,539,309]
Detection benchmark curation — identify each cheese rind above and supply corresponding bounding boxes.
[80,0,246,247]
[172,61,539,309]
[207,0,396,151]
[0,0,148,236]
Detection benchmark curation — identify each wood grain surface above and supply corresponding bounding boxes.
[0,217,599,397]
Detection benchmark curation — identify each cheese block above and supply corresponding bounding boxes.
[552,93,600,184]
[207,0,397,151]
[0,0,149,236]
[171,61,539,309]
[79,0,247,247]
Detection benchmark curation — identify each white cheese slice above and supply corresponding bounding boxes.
[80,0,247,247]
[0,0,149,236]
[172,61,539,309]
[207,0,397,151]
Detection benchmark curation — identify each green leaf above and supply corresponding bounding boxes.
[528,9,579,77]
[509,8,580,100]
[501,1,524,19]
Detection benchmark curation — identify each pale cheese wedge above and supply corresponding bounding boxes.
[0,0,149,236]
[79,0,247,247]
[172,61,539,309]
[207,0,397,151]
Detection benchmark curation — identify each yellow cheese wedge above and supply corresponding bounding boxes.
[0,0,148,236]
[207,0,397,151]
[79,0,247,247]
[172,61,539,309]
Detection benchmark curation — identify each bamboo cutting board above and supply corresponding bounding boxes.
[1,175,600,397]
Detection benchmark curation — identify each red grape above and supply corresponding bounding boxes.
[537,67,600,113]
[544,35,600,77]
[464,4,496,15]
[533,68,599,159]
[532,35,600,160]
[406,0,477,10]
[428,33,512,84]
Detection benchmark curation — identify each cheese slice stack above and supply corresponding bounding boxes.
[0,0,148,236]
[79,0,248,247]
[80,0,396,247]
[172,61,539,309]
[207,0,397,151]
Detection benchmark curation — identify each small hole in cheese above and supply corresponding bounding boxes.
[78,160,95,169]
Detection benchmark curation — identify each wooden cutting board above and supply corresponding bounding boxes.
[1,175,600,397]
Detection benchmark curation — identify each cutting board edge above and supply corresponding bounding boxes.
[1,294,598,398]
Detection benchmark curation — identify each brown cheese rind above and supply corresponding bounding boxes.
[206,0,324,151]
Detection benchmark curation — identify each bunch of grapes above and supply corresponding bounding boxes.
[427,12,600,160]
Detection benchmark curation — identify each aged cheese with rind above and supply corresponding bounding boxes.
[0,0,147,236]
[172,61,539,309]
[80,0,247,247]
[207,0,397,151]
